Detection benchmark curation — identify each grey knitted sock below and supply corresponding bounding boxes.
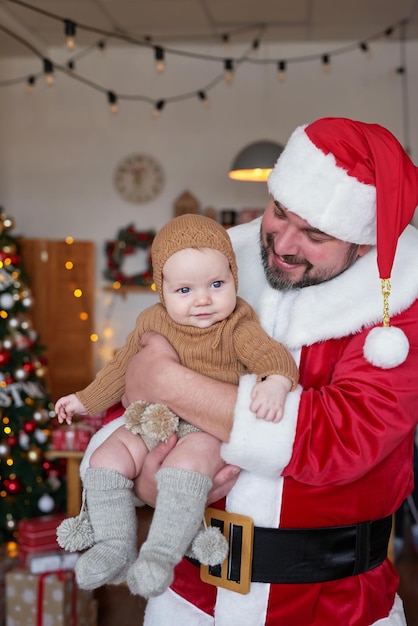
[75,467,137,589]
[126,467,212,597]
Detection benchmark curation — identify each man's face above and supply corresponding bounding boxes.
[260,199,370,290]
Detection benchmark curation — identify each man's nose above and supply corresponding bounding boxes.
[272,225,301,255]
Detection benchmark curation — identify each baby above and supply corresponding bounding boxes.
[55,214,298,597]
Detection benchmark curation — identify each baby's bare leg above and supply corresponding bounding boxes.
[161,431,224,477]
[75,426,148,589]
[127,433,224,597]
[89,425,148,479]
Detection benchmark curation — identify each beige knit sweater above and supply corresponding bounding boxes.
[77,297,298,415]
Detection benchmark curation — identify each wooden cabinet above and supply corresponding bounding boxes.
[19,239,95,402]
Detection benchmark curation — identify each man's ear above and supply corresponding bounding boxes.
[357,244,372,258]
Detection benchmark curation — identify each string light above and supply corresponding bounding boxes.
[66,60,75,72]
[152,99,165,118]
[107,90,118,114]
[25,75,36,92]
[277,60,287,81]
[197,90,209,107]
[252,38,260,52]
[322,53,331,73]
[97,40,106,54]
[0,3,411,116]
[359,42,372,58]
[224,58,234,83]
[154,46,165,72]
[64,19,76,50]
[43,58,54,85]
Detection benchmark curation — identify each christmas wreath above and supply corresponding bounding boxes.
[104,224,156,287]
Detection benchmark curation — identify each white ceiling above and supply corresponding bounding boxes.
[0,0,418,58]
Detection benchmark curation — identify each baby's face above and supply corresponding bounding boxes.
[162,247,237,328]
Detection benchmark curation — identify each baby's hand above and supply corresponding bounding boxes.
[250,375,292,423]
[54,394,87,425]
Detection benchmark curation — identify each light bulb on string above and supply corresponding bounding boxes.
[43,58,54,85]
[224,59,234,83]
[67,60,76,72]
[26,75,36,93]
[154,46,165,73]
[252,38,260,53]
[64,19,77,50]
[321,54,331,74]
[277,60,287,82]
[197,90,210,107]
[152,99,165,118]
[107,90,118,114]
[359,42,372,58]
[97,40,106,55]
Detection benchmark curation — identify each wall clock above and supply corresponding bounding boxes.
[114,154,165,204]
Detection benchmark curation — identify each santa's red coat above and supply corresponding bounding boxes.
[143,219,418,626]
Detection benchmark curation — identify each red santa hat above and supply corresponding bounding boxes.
[268,117,418,368]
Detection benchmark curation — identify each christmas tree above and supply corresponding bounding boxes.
[0,211,66,543]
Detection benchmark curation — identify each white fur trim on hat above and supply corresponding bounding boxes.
[267,125,377,245]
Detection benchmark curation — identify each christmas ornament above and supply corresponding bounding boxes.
[0,441,10,456]
[2,336,13,350]
[38,493,55,513]
[34,429,48,444]
[18,431,30,449]
[14,367,29,381]
[0,292,14,309]
[22,296,33,308]
[33,409,50,424]
[4,478,22,494]
[0,349,11,366]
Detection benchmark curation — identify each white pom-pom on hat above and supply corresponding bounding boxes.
[363,325,410,369]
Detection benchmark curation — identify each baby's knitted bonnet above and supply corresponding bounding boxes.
[151,214,238,301]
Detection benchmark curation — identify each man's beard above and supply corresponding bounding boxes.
[259,230,360,291]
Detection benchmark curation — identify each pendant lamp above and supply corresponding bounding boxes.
[228,140,283,182]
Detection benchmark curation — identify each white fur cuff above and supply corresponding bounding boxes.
[221,374,301,477]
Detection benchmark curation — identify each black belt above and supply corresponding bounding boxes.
[188,515,392,585]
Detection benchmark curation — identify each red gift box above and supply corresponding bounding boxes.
[52,424,94,451]
[18,514,66,566]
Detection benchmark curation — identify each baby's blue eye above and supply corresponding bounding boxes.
[179,287,190,294]
[212,281,222,288]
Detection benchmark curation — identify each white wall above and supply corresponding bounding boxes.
[0,40,417,367]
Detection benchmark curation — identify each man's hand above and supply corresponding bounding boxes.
[124,332,180,406]
[134,434,240,507]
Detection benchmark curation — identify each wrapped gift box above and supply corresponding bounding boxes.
[26,550,80,575]
[51,424,94,452]
[0,544,20,626]
[18,514,66,565]
[5,568,97,626]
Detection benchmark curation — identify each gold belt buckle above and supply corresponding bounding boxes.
[200,507,254,595]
